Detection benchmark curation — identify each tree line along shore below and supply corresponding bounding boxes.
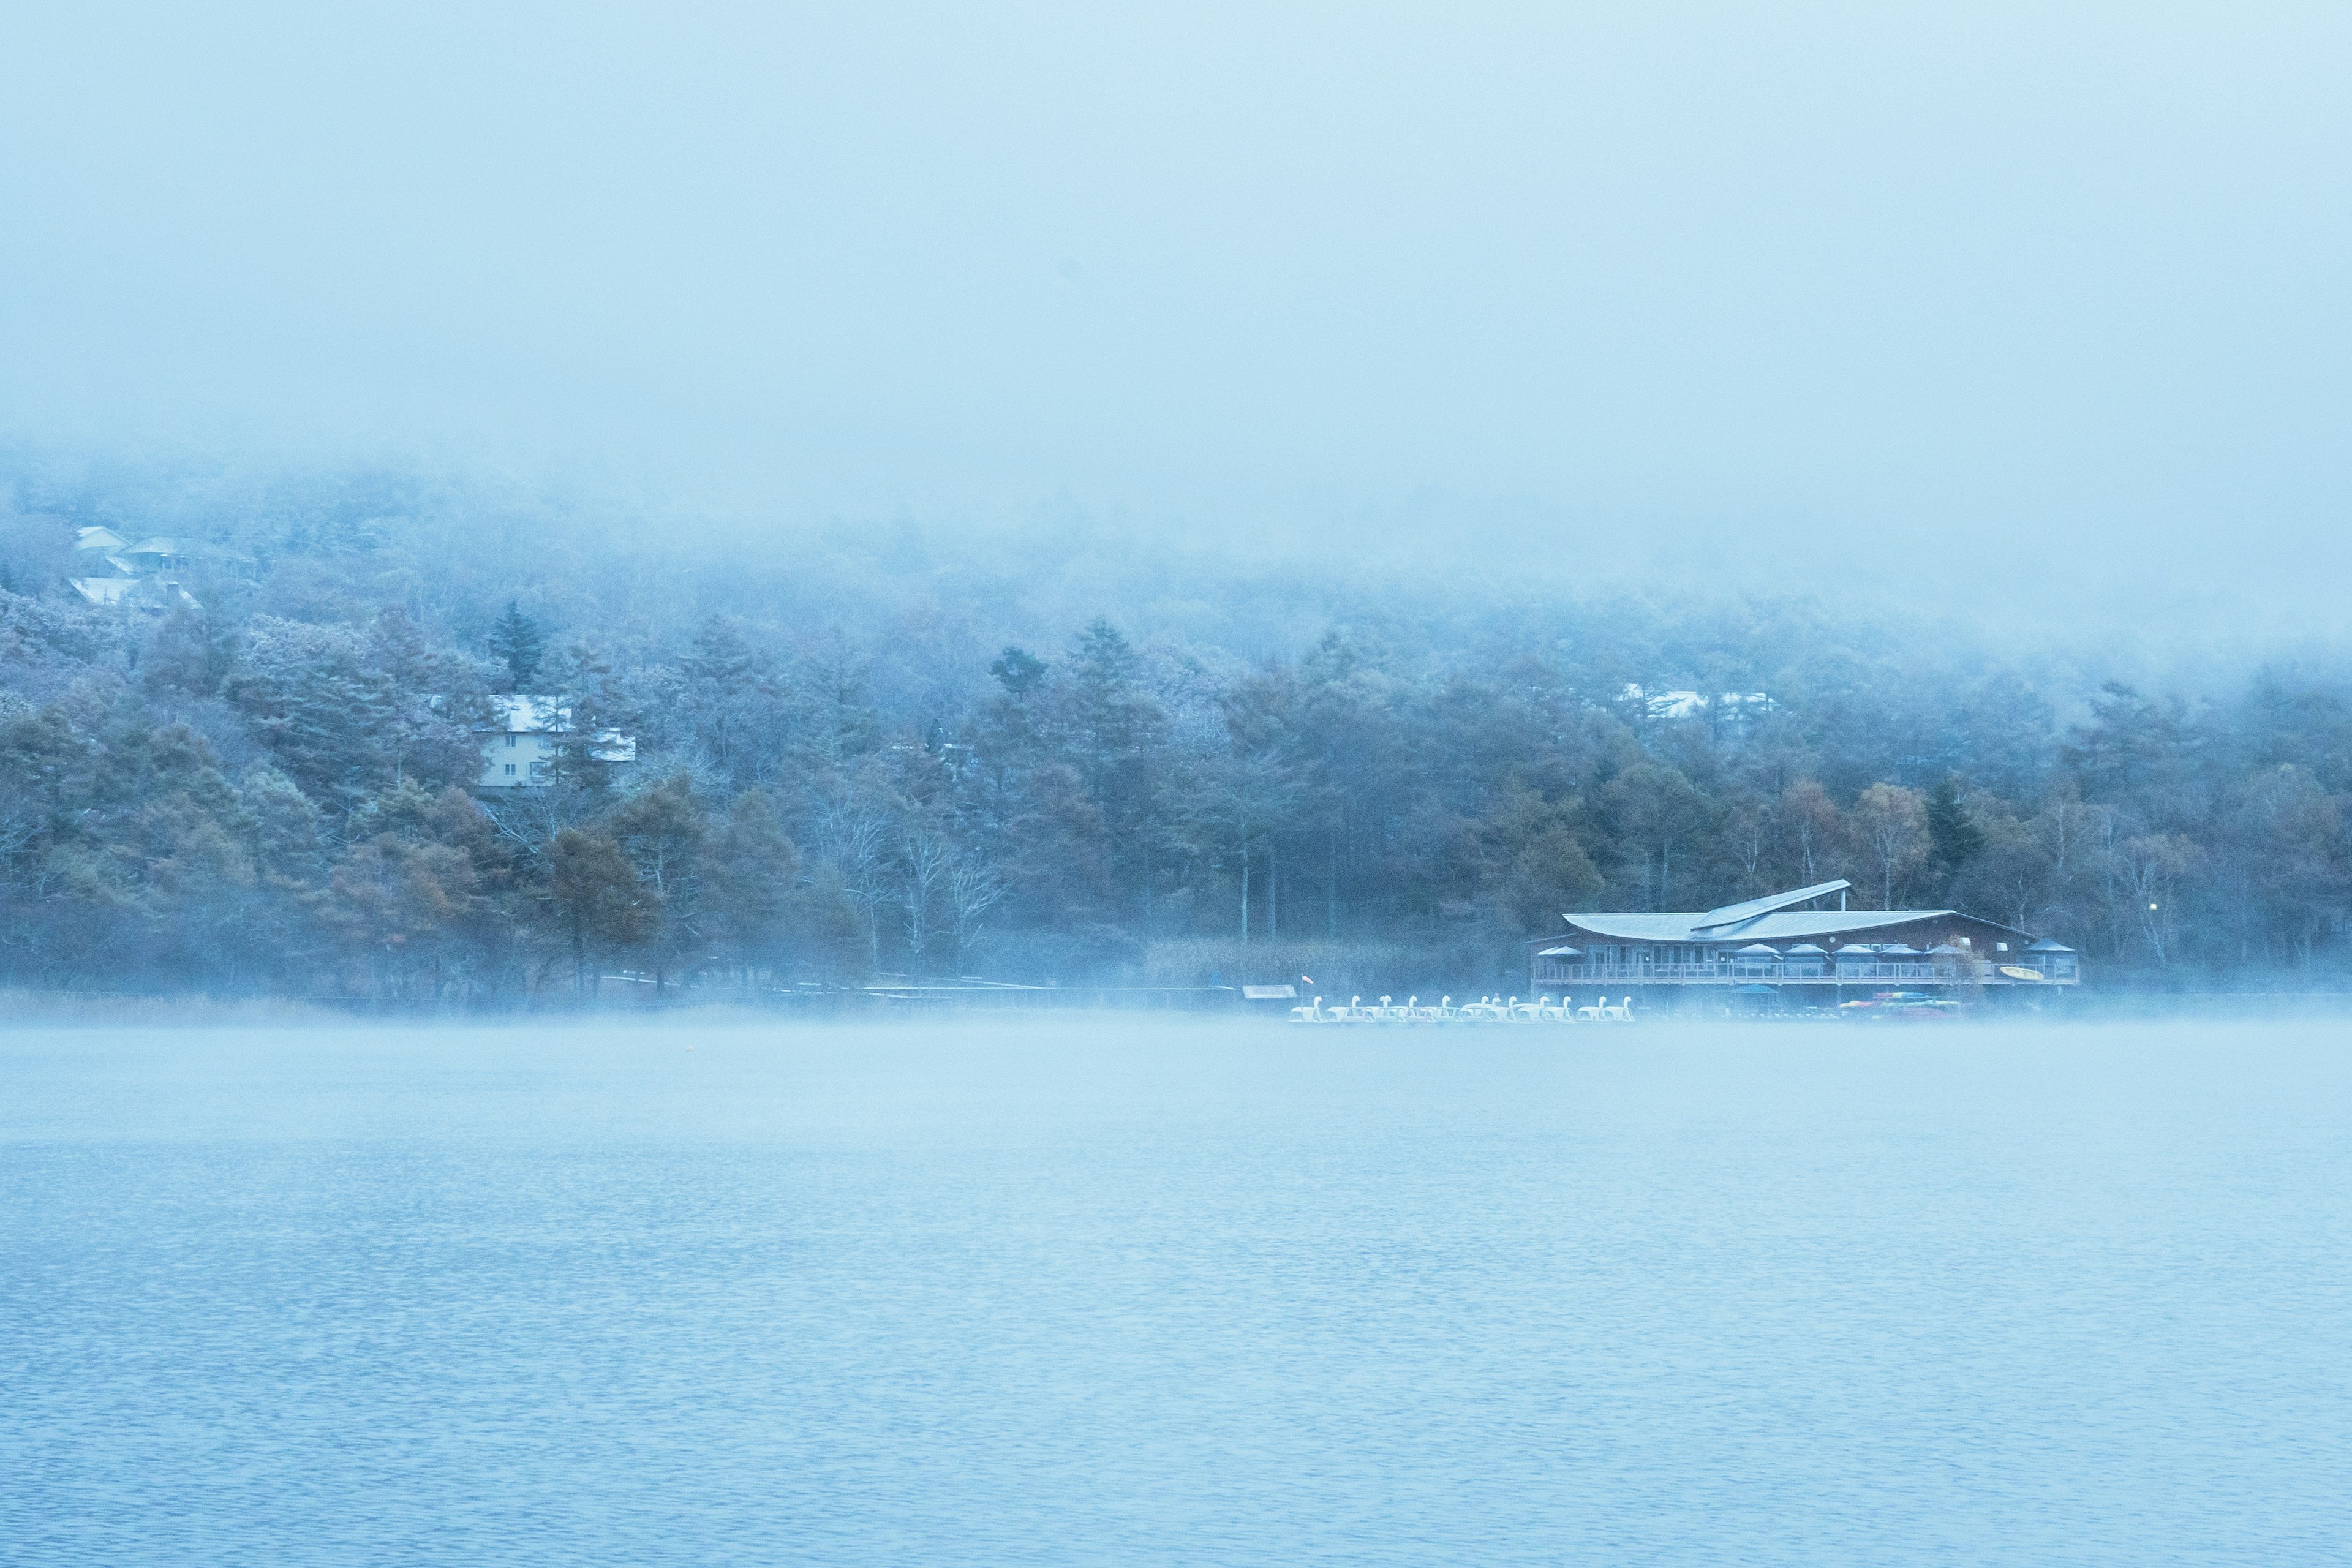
[0,470,2345,1003]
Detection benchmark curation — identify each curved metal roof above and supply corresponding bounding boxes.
[1691,880,1853,932]
[1561,909,1986,943]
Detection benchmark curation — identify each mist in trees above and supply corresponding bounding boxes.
[2,460,2350,1001]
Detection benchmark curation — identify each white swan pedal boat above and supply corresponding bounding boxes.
[1289,993,1634,1024]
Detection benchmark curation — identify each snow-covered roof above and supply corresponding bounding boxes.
[120,537,252,564]
[69,576,195,609]
[75,526,127,551]
[1619,685,1774,722]
[483,695,636,763]
[488,695,571,733]
[1634,687,1706,720]
[70,577,138,605]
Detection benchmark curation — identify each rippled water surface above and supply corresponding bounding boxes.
[4,1018,2348,1564]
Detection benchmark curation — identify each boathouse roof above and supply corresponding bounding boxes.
[1689,880,1853,932]
[1550,908,2032,946]
[1541,881,2039,948]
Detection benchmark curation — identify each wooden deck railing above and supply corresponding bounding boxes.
[1532,959,2078,986]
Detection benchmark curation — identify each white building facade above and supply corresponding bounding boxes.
[475,696,635,791]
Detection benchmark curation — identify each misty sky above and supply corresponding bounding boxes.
[5,2,2349,614]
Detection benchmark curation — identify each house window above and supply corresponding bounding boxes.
[507,734,518,748]
[504,764,516,778]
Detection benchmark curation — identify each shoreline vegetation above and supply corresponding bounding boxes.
[4,462,2352,1006]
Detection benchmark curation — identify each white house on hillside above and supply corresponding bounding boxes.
[476,696,636,791]
[119,537,258,580]
[1619,684,1775,723]
[67,524,241,609]
[75,526,129,561]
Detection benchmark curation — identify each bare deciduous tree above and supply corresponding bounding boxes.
[899,822,952,978]
[1852,783,1929,909]
[946,855,1009,973]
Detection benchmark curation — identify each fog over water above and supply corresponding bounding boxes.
[6,2,2351,630]
[9,6,2349,1558]
[6,1017,2349,1564]
[8,9,2351,1559]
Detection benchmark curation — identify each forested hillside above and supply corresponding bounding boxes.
[2,459,2348,1000]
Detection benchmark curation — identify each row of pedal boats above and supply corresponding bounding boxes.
[1291,994,1636,1024]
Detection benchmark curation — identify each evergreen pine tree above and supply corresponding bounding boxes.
[488,601,545,687]
[1926,775,1984,885]
[990,646,1046,696]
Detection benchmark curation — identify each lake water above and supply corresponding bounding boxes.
[4,1018,2348,1564]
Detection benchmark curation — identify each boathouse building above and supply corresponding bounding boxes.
[1528,880,2079,994]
